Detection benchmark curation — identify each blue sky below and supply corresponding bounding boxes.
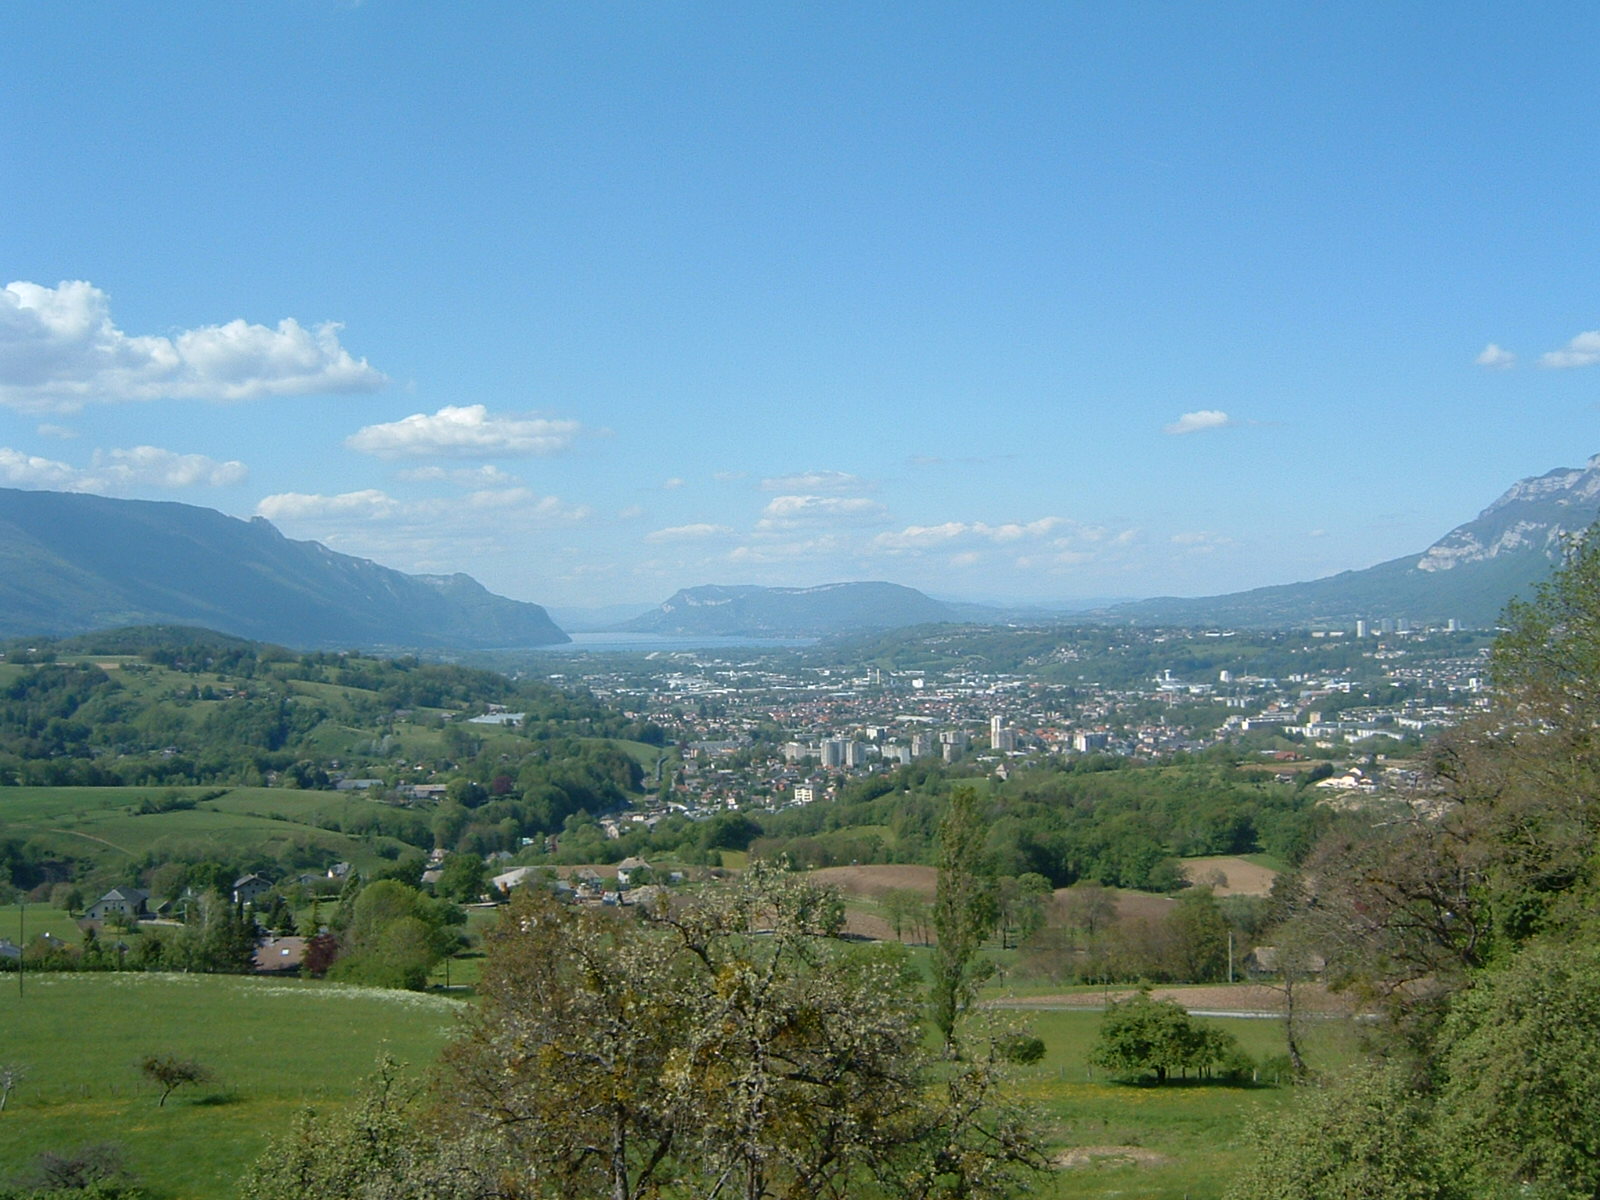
[3,3,1599,611]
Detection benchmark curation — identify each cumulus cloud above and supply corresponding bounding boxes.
[0,444,247,491]
[1163,409,1234,435]
[257,489,400,521]
[759,470,873,494]
[258,486,588,525]
[871,517,1066,553]
[0,280,385,412]
[1475,343,1516,369]
[346,404,582,459]
[1540,330,1600,369]
[645,523,735,543]
[0,448,79,488]
[866,515,1140,578]
[757,494,889,529]
[90,446,248,488]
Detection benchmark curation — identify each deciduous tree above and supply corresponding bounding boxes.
[138,1054,211,1107]
[251,864,1043,1200]
[1088,990,1245,1085]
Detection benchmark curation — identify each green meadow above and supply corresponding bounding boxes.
[0,785,418,876]
[0,974,463,1200]
[1010,1005,1359,1198]
[0,968,1359,1200]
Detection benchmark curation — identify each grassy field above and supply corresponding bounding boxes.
[0,974,463,1199]
[0,903,80,942]
[0,785,418,876]
[0,932,1363,1200]
[1013,1005,1359,1198]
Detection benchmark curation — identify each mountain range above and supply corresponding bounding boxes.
[1099,455,1600,630]
[0,487,567,650]
[0,455,1595,650]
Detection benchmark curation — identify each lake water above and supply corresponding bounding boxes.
[531,632,819,654]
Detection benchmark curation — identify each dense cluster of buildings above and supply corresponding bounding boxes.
[547,628,1492,820]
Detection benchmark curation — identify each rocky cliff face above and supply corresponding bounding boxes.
[1416,456,1600,572]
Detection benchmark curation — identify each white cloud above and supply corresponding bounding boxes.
[0,280,385,412]
[257,486,588,525]
[0,448,79,488]
[867,515,1141,579]
[0,444,246,491]
[759,470,873,494]
[90,446,248,489]
[257,489,400,521]
[347,404,582,459]
[1475,342,1516,369]
[1163,409,1234,435]
[645,523,735,543]
[757,494,888,529]
[1540,330,1600,369]
[871,517,1066,553]
[36,423,76,439]
[662,477,685,490]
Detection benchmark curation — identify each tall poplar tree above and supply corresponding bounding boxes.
[931,786,998,1054]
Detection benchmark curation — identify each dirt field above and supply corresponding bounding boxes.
[1179,855,1279,897]
[1103,889,1177,920]
[809,863,939,899]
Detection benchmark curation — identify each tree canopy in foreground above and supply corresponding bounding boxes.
[244,863,1043,1200]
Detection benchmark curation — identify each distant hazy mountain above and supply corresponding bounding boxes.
[1106,456,1600,629]
[615,582,962,637]
[0,488,568,650]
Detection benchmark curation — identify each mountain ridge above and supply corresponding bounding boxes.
[1101,454,1600,629]
[0,487,569,650]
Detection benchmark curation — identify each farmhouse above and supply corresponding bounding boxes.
[616,856,651,887]
[232,874,273,906]
[86,886,151,921]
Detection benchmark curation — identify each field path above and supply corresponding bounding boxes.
[990,981,1359,1017]
[47,828,131,855]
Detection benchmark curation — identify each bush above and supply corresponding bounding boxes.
[3,1141,142,1198]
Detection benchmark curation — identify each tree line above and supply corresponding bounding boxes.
[1229,532,1600,1199]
